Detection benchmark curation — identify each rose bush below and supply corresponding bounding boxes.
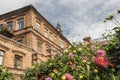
[24,43,120,80]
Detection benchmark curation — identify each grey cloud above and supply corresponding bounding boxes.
[0,0,120,42]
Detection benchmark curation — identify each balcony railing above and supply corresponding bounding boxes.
[0,25,13,38]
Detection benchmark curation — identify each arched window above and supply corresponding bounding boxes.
[0,50,4,65]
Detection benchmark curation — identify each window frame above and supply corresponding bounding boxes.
[36,21,40,31]
[14,55,23,69]
[44,28,48,38]
[50,32,53,41]
[54,35,57,43]
[60,41,64,49]
[53,50,58,56]
[7,21,13,30]
[17,18,24,30]
[46,45,51,54]
[0,24,3,29]
[37,42,42,54]
[0,50,4,65]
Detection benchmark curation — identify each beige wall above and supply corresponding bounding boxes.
[0,5,71,80]
[0,35,32,76]
[0,5,70,61]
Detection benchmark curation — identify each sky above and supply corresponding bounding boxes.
[0,0,120,42]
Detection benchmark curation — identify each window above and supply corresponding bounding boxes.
[54,36,57,42]
[17,18,24,30]
[60,42,64,49]
[0,50,4,65]
[17,40,23,44]
[7,21,13,30]
[0,24,3,29]
[44,28,48,38]
[50,33,53,41]
[54,51,58,56]
[46,46,51,54]
[37,42,42,54]
[36,22,40,31]
[14,55,22,68]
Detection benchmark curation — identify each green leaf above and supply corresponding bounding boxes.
[117,10,120,14]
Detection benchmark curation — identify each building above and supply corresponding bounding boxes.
[0,5,70,80]
[83,36,109,46]
[91,37,109,45]
[83,36,92,45]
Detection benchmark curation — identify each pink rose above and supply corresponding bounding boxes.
[94,56,109,68]
[65,73,73,80]
[69,52,73,59]
[96,50,106,57]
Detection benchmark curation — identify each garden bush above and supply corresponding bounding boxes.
[24,43,120,80]
[0,66,14,80]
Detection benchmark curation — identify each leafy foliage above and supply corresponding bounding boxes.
[104,11,120,72]
[0,66,14,80]
[24,43,120,80]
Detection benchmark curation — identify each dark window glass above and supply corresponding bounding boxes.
[0,24,3,29]
[7,21,13,30]
[18,18,24,30]
[17,40,23,44]
[14,55,22,68]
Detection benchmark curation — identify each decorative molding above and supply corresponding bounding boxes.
[4,13,26,22]
[12,50,26,56]
[7,67,25,71]
[12,34,25,40]
[0,34,32,52]
[0,43,9,50]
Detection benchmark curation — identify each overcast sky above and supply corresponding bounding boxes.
[0,0,120,42]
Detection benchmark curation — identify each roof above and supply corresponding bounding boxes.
[0,5,71,45]
[0,5,31,20]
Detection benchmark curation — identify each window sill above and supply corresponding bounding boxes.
[14,67,23,70]
[7,67,25,71]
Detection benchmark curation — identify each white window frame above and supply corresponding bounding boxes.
[17,18,24,30]
[60,41,64,49]
[44,28,48,38]
[0,50,4,65]
[50,32,53,41]
[36,21,40,31]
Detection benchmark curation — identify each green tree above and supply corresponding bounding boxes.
[104,10,120,72]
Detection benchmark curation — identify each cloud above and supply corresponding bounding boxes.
[0,0,37,14]
[0,0,120,42]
